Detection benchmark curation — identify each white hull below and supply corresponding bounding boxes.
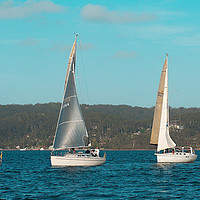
[51,154,106,167]
[156,152,197,163]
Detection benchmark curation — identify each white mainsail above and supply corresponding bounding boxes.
[52,34,89,150]
[151,55,176,151]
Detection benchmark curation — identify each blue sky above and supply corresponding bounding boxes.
[0,0,200,107]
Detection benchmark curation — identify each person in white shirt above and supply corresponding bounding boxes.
[94,148,99,157]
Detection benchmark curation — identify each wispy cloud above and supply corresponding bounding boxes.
[18,38,39,46]
[78,43,95,51]
[172,33,200,47]
[143,25,189,35]
[111,51,137,59]
[0,0,65,19]
[81,4,157,24]
[50,42,95,53]
[50,44,69,53]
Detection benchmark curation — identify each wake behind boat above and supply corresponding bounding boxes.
[50,34,106,167]
[150,54,197,163]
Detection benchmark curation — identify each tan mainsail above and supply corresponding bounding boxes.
[150,56,168,145]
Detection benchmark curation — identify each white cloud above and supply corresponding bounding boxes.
[111,51,137,59]
[0,0,65,19]
[81,4,157,24]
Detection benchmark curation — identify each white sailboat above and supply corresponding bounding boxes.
[51,34,106,167]
[150,54,197,163]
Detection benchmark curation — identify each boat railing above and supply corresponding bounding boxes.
[156,147,196,155]
[51,150,100,157]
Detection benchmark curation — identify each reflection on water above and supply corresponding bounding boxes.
[155,162,176,169]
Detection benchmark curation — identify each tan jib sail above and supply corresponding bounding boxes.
[150,55,168,145]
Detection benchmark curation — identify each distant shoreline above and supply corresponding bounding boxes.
[1,148,199,151]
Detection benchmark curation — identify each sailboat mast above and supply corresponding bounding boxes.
[166,54,169,130]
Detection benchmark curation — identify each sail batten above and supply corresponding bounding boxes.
[58,120,84,126]
[64,95,77,100]
[150,55,176,151]
[53,35,89,150]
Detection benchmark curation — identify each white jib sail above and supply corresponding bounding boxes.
[157,55,176,151]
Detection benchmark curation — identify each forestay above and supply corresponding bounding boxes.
[53,35,89,149]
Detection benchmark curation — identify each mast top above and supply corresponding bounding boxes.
[74,33,78,39]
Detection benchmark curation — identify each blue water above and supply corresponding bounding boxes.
[0,150,199,199]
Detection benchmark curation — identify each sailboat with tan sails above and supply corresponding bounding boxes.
[51,34,106,166]
[150,54,197,163]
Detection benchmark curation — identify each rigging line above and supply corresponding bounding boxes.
[78,35,90,104]
[172,87,189,146]
[169,65,182,136]
[76,44,83,104]
[178,106,191,146]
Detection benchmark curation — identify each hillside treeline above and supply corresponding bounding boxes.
[0,103,200,149]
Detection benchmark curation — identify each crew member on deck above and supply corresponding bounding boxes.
[95,147,100,157]
[85,149,90,154]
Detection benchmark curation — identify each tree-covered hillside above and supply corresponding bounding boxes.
[0,103,200,149]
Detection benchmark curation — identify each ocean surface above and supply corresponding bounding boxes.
[0,150,200,199]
